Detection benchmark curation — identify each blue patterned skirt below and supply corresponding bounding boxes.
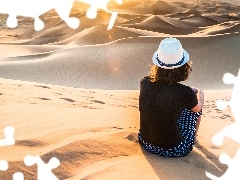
[138,109,202,157]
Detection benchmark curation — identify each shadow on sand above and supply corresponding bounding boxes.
[140,143,227,180]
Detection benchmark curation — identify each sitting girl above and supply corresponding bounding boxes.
[138,37,204,157]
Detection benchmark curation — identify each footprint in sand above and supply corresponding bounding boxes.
[125,133,138,143]
[129,105,138,108]
[210,144,221,149]
[15,139,48,147]
[38,97,51,101]
[223,114,231,118]
[34,85,50,89]
[60,98,75,103]
[112,127,123,130]
[91,100,105,104]
[12,84,20,87]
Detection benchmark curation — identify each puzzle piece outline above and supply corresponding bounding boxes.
[0,126,15,172]
[206,69,240,179]
[0,126,60,179]
[24,155,60,180]
[0,126,15,147]
[0,0,122,31]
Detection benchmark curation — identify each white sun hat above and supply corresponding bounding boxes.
[152,37,189,69]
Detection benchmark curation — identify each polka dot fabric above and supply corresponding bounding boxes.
[138,109,202,157]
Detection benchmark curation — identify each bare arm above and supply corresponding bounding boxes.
[191,88,204,112]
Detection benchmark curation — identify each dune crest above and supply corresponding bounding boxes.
[1,0,240,45]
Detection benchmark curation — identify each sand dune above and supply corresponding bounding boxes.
[117,0,178,15]
[1,35,240,90]
[0,45,65,59]
[19,22,141,46]
[159,16,196,28]
[0,78,237,179]
[167,10,201,19]
[17,12,113,45]
[117,14,148,20]
[139,15,175,27]
[146,0,178,15]
[19,18,63,40]
[68,25,141,46]
[120,16,149,25]
[193,21,240,35]
[180,16,219,27]
[0,0,239,45]
[120,15,200,34]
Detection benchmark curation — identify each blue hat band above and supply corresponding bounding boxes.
[156,53,185,68]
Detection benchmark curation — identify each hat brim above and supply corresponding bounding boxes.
[152,49,189,69]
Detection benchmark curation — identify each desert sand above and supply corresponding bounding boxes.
[0,78,237,180]
[0,0,239,179]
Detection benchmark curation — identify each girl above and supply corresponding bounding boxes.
[138,37,204,157]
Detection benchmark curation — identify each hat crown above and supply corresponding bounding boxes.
[152,37,189,69]
[157,38,184,65]
[160,38,182,55]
